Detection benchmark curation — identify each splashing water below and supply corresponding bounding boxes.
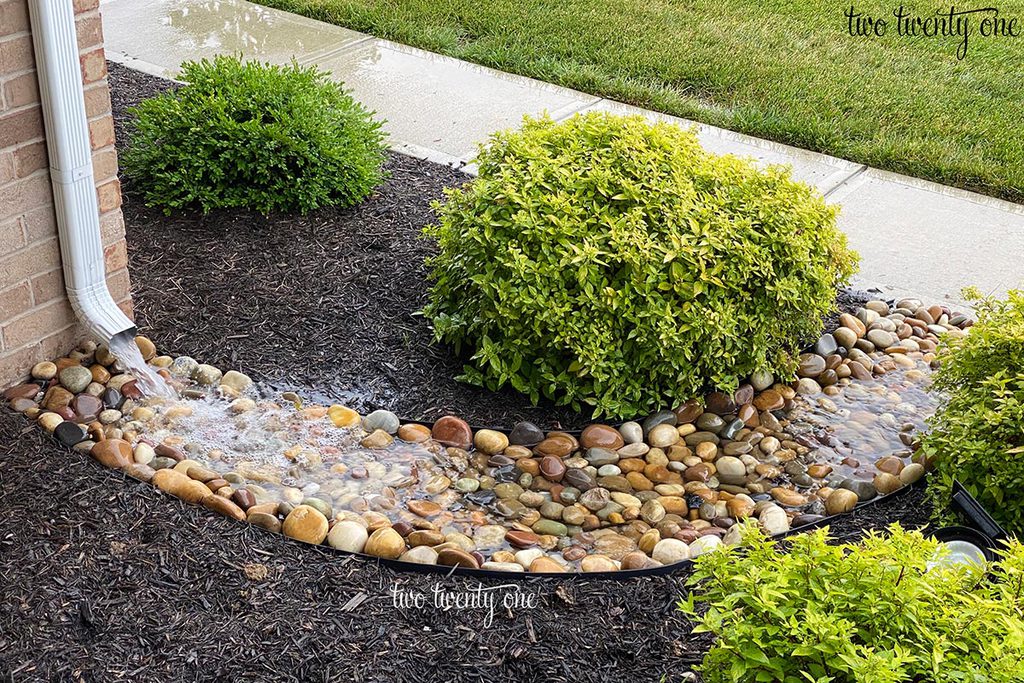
[108,330,177,399]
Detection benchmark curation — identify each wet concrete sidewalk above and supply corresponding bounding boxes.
[100,0,1024,306]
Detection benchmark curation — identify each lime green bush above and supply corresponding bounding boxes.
[423,113,858,417]
[682,524,1024,683]
[922,289,1024,535]
[123,55,387,214]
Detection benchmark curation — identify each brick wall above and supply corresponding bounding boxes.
[0,0,130,386]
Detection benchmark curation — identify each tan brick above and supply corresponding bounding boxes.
[2,70,39,109]
[96,178,121,212]
[99,209,125,246]
[102,239,127,273]
[79,47,106,85]
[73,0,100,13]
[0,172,51,223]
[0,214,25,251]
[83,82,111,120]
[13,140,46,178]
[0,342,42,385]
[30,267,64,305]
[0,105,43,148]
[0,150,14,184]
[117,298,134,320]
[2,297,74,350]
[91,146,117,183]
[20,203,56,243]
[75,13,103,51]
[0,35,34,74]
[0,237,59,289]
[88,114,114,150]
[0,281,31,318]
[39,324,83,360]
[0,1,30,39]
[106,266,131,304]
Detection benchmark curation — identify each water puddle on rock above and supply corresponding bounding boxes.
[786,360,938,483]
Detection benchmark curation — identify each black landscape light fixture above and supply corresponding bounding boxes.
[929,481,1010,568]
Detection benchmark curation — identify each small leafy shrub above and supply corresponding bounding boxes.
[682,524,1024,683]
[123,55,387,214]
[423,113,857,417]
[922,289,1024,534]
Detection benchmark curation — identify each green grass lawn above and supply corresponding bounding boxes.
[259,0,1024,202]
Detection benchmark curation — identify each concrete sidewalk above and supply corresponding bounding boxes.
[100,0,1024,306]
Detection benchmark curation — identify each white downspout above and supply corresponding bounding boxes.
[27,0,136,345]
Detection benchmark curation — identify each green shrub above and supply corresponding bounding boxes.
[423,113,858,417]
[682,523,1024,683]
[122,55,387,214]
[922,289,1024,534]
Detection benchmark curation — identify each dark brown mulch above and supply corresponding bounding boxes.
[109,61,876,431]
[0,408,933,683]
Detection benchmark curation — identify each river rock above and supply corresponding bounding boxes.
[652,538,689,565]
[688,535,723,558]
[580,488,611,511]
[408,499,442,517]
[36,412,61,433]
[900,463,925,485]
[753,390,784,411]
[648,423,680,448]
[673,400,703,424]
[797,354,826,378]
[509,421,544,446]
[434,547,479,569]
[70,394,102,423]
[873,472,903,495]
[54,421,86,447]
[539,455,566,481]
[581,555,618,572]
[31,361,57,380]
[58,366,92,393]
[748,370,773,392]
[714,456,746,483]
[328,405,361,428]
[580,424,624,450]
[282,505,329,545]
[364,527,405,559]
[362,409,399,435]
[534,434,575,458]
[529,557,566,573]
[152,468,210,504]
[618,421,643,444]
[328,521,369,552]
[360,429,393,449]
[826,489,859,515]
[91,438,132,469]
[585,447,618,467]
[203,495,246,521]
[564,468,596,490]
[759,504,790,534]
[220,370,252,392]
[400,546,439,565]
[429,416,471,448]
[473,429,509,455]
[191,364,222,385]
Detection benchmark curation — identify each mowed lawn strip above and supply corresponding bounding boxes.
[258,0,1024,203]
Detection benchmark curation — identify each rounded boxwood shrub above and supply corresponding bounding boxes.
[683,523,1024,683]
[122,55,387,214]
[423,113,858,417]
[922,289,1024,535]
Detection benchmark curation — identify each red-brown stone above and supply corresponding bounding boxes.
[431,415,472,449]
